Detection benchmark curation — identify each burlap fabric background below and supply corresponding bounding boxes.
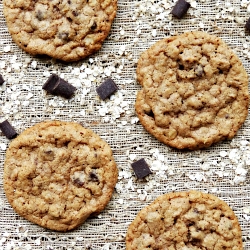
[0,0,250,249]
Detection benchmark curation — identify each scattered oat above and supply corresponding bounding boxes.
[3,45,11,52]
[0,143,7,150]
[129,154,137,161]
[220,151,227,157]
[31,61,37,69]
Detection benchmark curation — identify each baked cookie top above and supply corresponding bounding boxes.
[3,121,117,231]
[136,31,249,150]
[3,0,117,61]
[126,190,243,250]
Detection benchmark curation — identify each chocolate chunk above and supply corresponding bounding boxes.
[193,208,199,213]
[0,120,18,139]
[67,17,73,22]
[53,78,76,99]
[246,17,250,31]
[58,32,69,41]
[73,178,84,187]
[42,74,76,99]
[0,74,5,85]
[89,172,99,182]
[36,10,44,21]
[96,78,118,100]
[171,0,191,19]
[91,21,97,30]
[42,74,59,93]
[72,10,78,16]
[131,158,152,179]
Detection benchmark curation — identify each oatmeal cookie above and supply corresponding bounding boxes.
[136,31,249,150]
[126,190,243,250]
[3,121,118,231]
[3,0,117,61]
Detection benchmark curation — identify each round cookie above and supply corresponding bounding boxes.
[3,121,118,231]
[3,0,117,61]
[126,190,243,250]
[136,31,249,150]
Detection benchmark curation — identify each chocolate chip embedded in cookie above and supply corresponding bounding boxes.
[126,190,243,250]
[136,31,249,150]
[3,121,118,231]
[3,0,117,62]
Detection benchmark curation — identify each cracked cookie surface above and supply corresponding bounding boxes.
[3,121,117,231]
[126,190,243,250]
[3,0,117,61]
[136,31,249,150]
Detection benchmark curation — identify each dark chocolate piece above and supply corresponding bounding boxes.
[58,32,69,41]
[96,78,118,100]
[91,21,97,30]
[42,74,76,99]
[89,171,99,182]
[42,74,59,93]
[0,74,5,85]
[131,158,152,179]
[171,0,190,19]
[36,10,44,21]
[73,178,84,187]
[72,10,78,16]
[0,120,18,139]
[246,17,250,31]
[53,78,76,99]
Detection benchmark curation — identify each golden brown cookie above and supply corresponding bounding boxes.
[3,0,117,61]
[136,31,249,150]
[126,190,243,250]
[3,121,118,231]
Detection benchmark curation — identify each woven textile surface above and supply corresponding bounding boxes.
[0,0,250,249]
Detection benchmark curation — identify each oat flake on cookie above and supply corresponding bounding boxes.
[3,0,117,61]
